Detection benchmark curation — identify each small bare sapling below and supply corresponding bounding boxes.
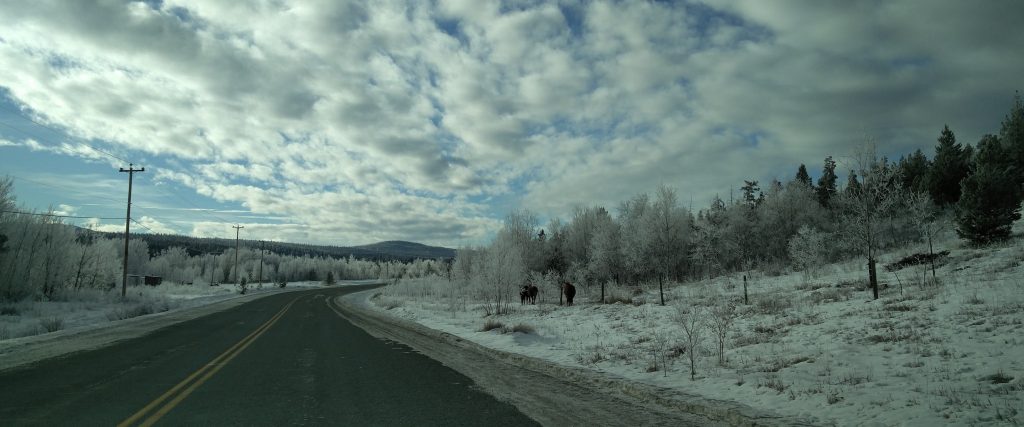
[709,302,737,365]
[676,305,706,380]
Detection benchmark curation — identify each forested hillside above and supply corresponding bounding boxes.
[89,231,455,262]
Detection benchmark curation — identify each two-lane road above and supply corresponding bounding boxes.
[0,285,536,426]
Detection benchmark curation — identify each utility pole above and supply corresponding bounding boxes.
[258,240,265,287]
[232,224,244,283]
[119,163,144,298]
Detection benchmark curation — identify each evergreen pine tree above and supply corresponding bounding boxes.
[846,171,862,195]
[795,164,813,188]
[927,125,971,206]
[999,91,1024,185]
[897,149,931,193]
[816,156,838,207]
[956,135,1022,244]
[740,180,761,206]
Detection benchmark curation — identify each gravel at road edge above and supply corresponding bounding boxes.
[334,290,820,427]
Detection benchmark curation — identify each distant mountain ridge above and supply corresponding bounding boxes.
[84,228,455,262]
[354,240,456,260]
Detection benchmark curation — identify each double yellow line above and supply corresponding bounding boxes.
[119,297,301,427]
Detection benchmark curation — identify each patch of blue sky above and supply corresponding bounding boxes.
[557,3,585,38]
[433,16,467,46]
[681,1,773,50]
[0,101,252,231]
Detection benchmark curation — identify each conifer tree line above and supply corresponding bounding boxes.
[453,94,1024,305]
[0,179,446,303]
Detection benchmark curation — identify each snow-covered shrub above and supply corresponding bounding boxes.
[480,319,504,332]
[39,316,64,332]
[511,323,535,334]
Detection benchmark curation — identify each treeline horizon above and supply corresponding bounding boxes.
[449,93,1023,310]
[0,179,450,302]
[81,230,455,262]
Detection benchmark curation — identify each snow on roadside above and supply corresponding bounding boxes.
[365,241,1024,426]
[0,281,340,342]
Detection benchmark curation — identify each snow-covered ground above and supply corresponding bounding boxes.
[0,281,338,341]
[366,240,1024,425]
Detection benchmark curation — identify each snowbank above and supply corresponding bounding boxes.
[363,241,1024,426]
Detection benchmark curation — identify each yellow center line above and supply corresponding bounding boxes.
[119,296,302,427]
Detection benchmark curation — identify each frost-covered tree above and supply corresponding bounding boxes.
[540,218,568,281]
[565,206,606,288]
[787,225,827,278]
[907,191,944,281]
[691,196,730,278]
[708,302,736,366]
[37,212,76,299]
[676,305,705,381]
[644,185,690,305]
[587,210,621,302]
[836,144,904,299]
[619,193,653,285]
[482,238,527,315]
[759,181,826,264]
[723,195,758,270]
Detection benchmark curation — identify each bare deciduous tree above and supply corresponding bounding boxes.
[836,143,904,300]
[676,305,706,380]
[646,185,690,305]
[708,302,736,366]
[907,191,944,283]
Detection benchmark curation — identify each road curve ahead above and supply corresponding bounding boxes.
[0,285,536,426]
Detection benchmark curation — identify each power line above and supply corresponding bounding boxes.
[130,217,157,234]
[151,181,235,224]
[0,104,130,163]
[7,174,126,204]
[0,209,124,220]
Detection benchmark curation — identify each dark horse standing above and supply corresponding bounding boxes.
[562,281,576,306]
[520,283,539,304]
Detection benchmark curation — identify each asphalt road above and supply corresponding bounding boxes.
[0,285,537,426]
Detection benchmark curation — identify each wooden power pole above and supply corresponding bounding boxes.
[119,163,144,298]
[232,224,244,283]
[258,240,265,286]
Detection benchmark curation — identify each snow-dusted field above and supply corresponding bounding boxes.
[368,241,1024,426]
[0,281,331,341]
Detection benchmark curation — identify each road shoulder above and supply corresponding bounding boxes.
[334,290,814,427]
[0,289,290,372]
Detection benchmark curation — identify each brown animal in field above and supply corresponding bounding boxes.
[520,285,530,305]
[562,281,576,306]
[527,284,538,304]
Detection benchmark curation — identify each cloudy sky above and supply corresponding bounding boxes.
[1,1,1021,247]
